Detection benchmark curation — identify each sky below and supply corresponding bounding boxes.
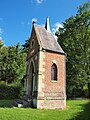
[0,0,89,46]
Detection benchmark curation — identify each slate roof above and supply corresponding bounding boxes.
[36,25,65,54]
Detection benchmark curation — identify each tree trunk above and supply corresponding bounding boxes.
[88,83,90,98]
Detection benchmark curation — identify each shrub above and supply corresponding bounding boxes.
[67,85,89,99]
[0,84,23,99]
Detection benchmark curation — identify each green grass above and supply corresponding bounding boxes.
[0,99,90,120]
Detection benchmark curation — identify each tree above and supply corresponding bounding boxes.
[0,40,7,82]
[57,2,90,98]
[22,39,30,53]
[0,42,26,85]
[0,40,4,48]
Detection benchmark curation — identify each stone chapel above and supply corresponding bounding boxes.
[24,17,66,109]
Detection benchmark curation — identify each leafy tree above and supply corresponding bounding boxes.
[57,2,90,98]
[0,40,4,48]
[0,42,26,85]
[22,39,30,53]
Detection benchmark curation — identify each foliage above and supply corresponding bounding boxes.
[0,99,89,120]
[0,41,26,99]
[57,2,90,98]
[0,41,26,84]
[0,40,4,48]
[0,84,23,99]
[22,39,30,53]
[0,100,15,108]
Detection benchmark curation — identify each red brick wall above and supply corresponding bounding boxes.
[42,51,66,97]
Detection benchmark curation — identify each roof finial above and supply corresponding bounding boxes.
[32,20,36,24]
[45,17,51,32]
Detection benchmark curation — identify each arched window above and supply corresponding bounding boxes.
[51,63,57,80]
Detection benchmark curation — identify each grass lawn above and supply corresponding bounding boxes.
[0,99,90,120]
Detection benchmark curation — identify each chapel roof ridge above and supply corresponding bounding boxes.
[31,17,65,55]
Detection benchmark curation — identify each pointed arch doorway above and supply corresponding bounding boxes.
[30,62,34,96]
[29,61,37,107]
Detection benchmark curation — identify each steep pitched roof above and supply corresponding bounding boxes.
[35,25,65,54]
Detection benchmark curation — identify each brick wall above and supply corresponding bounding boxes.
[43,51,66,94]
[37,51,66,109]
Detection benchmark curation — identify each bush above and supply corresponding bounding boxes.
[0,100,15,107]
[67,85,89,99]
[0,84,23,99]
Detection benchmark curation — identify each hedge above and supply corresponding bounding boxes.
[0,84,23,99]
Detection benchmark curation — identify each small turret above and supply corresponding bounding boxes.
[45,17,51,32]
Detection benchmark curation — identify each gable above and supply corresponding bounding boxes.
[27,25,40,60]
[28,21,65,56]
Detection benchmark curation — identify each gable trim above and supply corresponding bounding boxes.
[42,48,66,55]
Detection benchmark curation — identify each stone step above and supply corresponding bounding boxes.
[15,98,32,108]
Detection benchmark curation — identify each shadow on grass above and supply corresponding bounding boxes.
[70,100,90,120]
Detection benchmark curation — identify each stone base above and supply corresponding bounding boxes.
[37,99,66,109]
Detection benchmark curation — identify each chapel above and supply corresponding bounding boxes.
[24,17,66,109]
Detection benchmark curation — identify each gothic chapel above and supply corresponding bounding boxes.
[24,17,66,109]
